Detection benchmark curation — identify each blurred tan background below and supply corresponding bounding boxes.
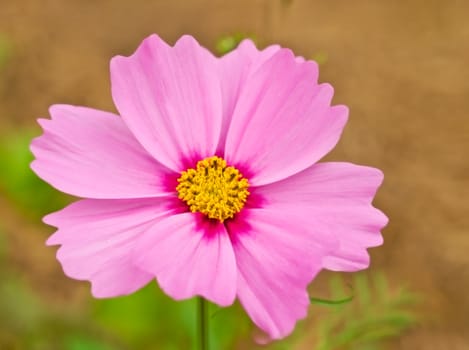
[0,1,468,349]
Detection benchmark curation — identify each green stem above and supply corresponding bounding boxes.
[198,297,209,350]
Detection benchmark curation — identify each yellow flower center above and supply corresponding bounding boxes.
[176,156,250,222]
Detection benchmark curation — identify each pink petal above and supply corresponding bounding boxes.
[217,40,280,152]
[255,162,388,271]
[30,104,173,199]
[227,209,336,339]
[224,48,348,186]
[111,35,222,171]
[45,198,177,297]
[133,213,237,306]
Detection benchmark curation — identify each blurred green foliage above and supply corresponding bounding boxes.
[215,33,256,55]
[312,273,420,350]
[0,273,118,350]
[93,284,252,349]
[311,51,328,65]
[0,131,69,219]
[93,284,197,349]
[0,275,253,350]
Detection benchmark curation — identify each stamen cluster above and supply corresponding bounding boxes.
[176,156,250,222]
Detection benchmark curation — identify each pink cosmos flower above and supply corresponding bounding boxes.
[30,35,387,339]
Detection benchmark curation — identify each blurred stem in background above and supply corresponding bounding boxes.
[0,34,11,69]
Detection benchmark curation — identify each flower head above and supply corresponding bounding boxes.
[31,35,387,339]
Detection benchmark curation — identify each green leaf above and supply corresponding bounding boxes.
[310,295,354,306]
